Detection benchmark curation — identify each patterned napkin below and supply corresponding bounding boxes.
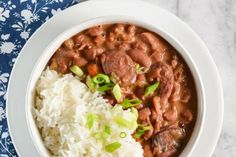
[0,0,81,156]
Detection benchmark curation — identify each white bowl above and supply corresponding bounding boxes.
[26,16,205,157]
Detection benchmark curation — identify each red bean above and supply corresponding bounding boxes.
[138,107,151,121]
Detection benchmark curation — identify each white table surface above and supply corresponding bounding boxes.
[143,0,235,156]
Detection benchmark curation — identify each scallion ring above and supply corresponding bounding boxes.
[92,73,110,84]
[97,83,114,92]
[70,65,83,77]
[119,132,127,138]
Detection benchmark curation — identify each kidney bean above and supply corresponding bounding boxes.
[138,107,151,121]
[163,105,178,122]
[181,109,193,122]
[63,38,74,50]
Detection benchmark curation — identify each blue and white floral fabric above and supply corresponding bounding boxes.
[0,0,81,156]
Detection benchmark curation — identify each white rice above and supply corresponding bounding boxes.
[33,68,143,157]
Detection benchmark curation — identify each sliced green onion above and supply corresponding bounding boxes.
[119,132,127,138]
[130,107,138,118]
[105,142,121,153]
[92,73,110,84]
[86,113,98,129]
[86,76,96,92]
[112,83,122,101]
[135,64,147,74]
[144,82,160,96]
[120,98,142,109]
[114,116,133,129]
[70,65,84,77]
[134,125,152,138]
[134,129,146,138]
[110,72,118,84]
[97,83,114,92]
[93,125,111,140]
[104,125,111,135]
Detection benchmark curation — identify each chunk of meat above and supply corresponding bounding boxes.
[138,107,151,121]
[140,32,168,52]
[147,62,174,107]
[151,127,185,156]
[128,49,151,68]
[101,51,136,86]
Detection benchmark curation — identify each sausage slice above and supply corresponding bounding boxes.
[101,50,136,86]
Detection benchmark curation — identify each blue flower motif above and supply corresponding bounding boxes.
[0,0,80,156]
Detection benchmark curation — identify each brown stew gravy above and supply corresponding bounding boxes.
[49,23,197,157]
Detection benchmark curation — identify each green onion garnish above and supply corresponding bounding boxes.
[104,125,111,135]
[86,113,98,129]
[105,142,122,153]
[130,107,138,118]
[93,125,111,140]
[134,130,145,138]
[119,132,127,138]
[114,116,133,129]
[144,82,160,96]
[70,65,84,77]
[97,83,114,92]
[120,98,142,109]
[110,72,118,84]
[134,125,152,138]
[112,83,122,101]
[86,76,96,92]
[92,73,110,84]
[135,64,147,74]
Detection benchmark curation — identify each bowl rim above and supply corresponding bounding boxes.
[26,15,205,157]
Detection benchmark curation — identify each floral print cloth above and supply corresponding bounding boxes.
[0,0,81,156]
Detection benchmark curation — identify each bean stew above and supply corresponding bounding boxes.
[49,23,197,157]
